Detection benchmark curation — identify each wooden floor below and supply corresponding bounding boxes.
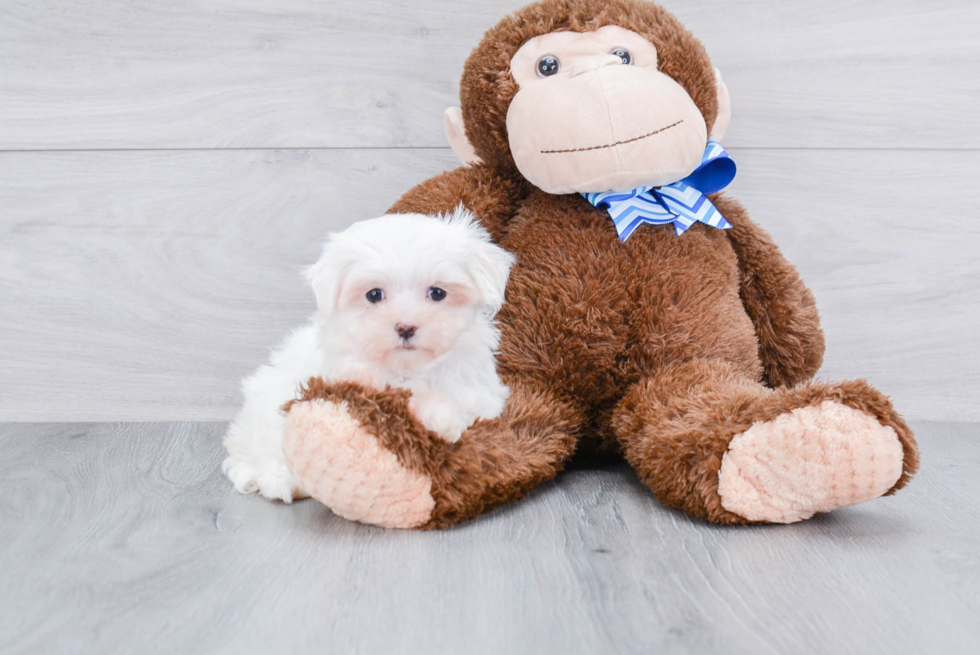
[2,1,979,653]
[2,421,978,654]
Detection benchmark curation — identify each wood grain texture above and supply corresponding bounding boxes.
[0,0,977,150]
[1,148,977,422]
[0,148,453,422]
[727,149,980,423]
[0,420,976,655]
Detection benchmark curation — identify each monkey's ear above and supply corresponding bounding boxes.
[445,107,483,166]
[710,69,731,142]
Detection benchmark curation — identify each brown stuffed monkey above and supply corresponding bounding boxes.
[281,0,919,529]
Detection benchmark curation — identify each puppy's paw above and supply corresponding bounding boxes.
[421,419,467,444]
[327,361,385,390]
[408,393,470,443]
[221,454,305,504]
[222,455,259,495]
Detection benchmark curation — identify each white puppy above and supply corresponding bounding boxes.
[222,207,515,502]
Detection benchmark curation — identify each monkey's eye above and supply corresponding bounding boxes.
[427,287,447,302]
[536,55,560,77]
[611,48,632,65]
[366,288,385,303]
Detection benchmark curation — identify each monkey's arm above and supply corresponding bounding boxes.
[713,195,825,388]
[388,163,524,242]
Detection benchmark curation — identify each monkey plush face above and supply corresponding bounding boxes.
[506,26,708,194]
[446,0,730,196]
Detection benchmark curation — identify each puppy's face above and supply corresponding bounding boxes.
[337,266,481,370]
[309,210,514,372]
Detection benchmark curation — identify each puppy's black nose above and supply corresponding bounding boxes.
[396,324,417,340]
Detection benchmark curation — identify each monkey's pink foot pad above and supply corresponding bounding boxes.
[283,399,435,529]
[718,401,905,523]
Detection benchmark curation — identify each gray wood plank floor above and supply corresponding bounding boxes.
[2,1,978,653]
[1,420,977,655]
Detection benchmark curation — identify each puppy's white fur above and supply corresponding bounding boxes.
[222,207,515,503]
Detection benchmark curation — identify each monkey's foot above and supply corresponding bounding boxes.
[718,399,906,523]
[283,392,436,530]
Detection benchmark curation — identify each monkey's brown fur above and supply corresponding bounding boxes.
[292,0,918,528]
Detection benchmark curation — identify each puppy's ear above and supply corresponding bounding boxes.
[468,241,516,314]
[306,237,348,315]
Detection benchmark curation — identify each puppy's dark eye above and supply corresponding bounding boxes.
[427,287,447,302]
[537,55,560,77]
[366,288,385,303]
[611,48,631,65]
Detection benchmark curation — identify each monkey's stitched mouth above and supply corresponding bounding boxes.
[540,119,684,154]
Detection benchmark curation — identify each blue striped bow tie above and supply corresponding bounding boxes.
[583,139,737,241]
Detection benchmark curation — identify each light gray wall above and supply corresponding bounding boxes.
[1,0,978,421]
